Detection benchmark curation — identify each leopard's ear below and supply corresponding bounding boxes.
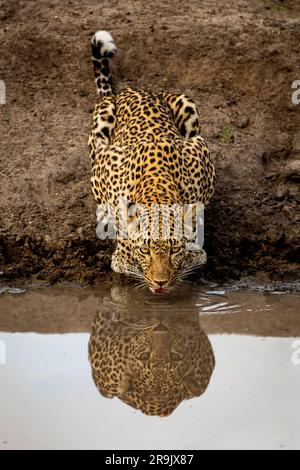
[183,203,204,243]
[182,374,203,397]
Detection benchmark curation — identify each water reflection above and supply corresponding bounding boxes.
[89,288,215,416]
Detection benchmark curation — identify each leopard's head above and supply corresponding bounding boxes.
[121,203,207,293]
[134,239,185,293]
[89,298,215,416]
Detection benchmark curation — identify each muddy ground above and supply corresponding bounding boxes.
[0,0,299,286]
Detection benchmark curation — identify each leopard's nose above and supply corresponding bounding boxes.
[154,280,168,287]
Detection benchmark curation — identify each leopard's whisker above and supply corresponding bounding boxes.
[178,263,204,276]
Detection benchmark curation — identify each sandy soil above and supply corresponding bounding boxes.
[0,0,299,285]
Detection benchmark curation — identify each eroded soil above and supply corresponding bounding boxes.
[0,0,299,285]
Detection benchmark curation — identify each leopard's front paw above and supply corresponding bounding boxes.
[111,248,135,274]
[111,253,126,274]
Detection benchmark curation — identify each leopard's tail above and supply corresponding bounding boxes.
[91,31,116,96]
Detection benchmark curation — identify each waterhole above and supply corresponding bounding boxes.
[0,284,299,449]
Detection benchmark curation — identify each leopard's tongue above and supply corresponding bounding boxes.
[150,288,169,295]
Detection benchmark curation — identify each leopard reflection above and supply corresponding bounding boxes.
[89,290,215,416]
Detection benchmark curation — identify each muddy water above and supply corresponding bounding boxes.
[0,284,299,450]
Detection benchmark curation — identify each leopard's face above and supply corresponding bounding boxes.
[112,237,207,293]
[133,239,186,293]
[126,324,189,372]
[89,307,215,416]
[112,203,206,293]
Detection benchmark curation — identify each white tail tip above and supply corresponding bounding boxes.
[92,30,117,57]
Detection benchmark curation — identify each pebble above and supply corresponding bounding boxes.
[76,227,84,239]
[281,160,300,180]
[0,287,26,295]
[44,235,52,245]
[79,90,89,97]
[235,117,249,129]
[8,288,26,294]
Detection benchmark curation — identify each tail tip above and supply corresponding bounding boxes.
[92,30,117,58]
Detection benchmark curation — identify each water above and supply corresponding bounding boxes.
[0,284,299,450]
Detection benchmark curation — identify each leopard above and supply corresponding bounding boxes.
[88,289,215,416]
[89,31,216,293]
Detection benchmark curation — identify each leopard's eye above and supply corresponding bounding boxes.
[171,246,182,254]
[139,352,150,361]
[140,247,150,255]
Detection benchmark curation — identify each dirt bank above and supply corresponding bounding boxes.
[0,0,299,285]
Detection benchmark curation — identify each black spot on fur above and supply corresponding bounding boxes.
[102,127,109,138]
[92,44,101,59]
[101,67,109,77]
[185,106,195,115]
